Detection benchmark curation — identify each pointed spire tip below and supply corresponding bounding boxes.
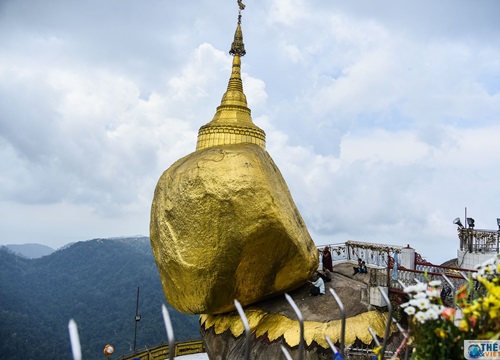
[230,1,246,57]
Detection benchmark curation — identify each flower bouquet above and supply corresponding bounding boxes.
[400,254,500,359]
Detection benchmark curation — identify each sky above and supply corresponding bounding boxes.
[1,0,499,264]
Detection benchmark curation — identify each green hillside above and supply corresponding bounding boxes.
[0,237,200,360]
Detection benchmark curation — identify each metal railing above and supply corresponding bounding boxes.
[318,240,479,294]
[319,241,403,268]
[388,268,471,292]
[458,228,500,254]
[117,340,205,360]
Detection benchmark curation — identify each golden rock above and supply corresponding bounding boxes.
[150,6,317,315]
[150,143,318,314]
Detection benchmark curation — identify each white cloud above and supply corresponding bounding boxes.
[340,130,430,165]
[268,0,310,26]
[0,0,499,266]
[265,121,500,263]
[279,41,304,63]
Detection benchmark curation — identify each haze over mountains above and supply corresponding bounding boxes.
[3,243,56,259]
[0,237,200,360]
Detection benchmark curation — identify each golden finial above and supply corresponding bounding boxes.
[196,0,266,151]
[230,0,246,57]
[237,0,246,12]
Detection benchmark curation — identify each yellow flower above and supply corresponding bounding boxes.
[489,308,498,319]
[479,277,500,300]
[459,319,469,332]
[435,328,447,339]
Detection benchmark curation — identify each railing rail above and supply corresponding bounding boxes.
[117,340,205,360]
[458,228,500,254]
[319,241,403,268]
[387,267,471,291]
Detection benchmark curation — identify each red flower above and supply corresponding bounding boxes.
[441,308,456,321]
[457,285,468,301]
[469,316,477,327]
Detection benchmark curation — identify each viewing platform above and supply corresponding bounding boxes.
[319,240,478,307]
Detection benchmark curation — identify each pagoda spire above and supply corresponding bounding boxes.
[196,1,266,151]
[229,2,246,57]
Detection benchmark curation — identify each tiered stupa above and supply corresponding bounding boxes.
[196,10,266,151]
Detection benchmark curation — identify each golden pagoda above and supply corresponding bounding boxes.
[196,9,266,151]
[150,1,318,315]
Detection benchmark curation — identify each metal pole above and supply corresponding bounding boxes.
[161,304,175,360]
[68,319,82,360]
[280,345,293,360]
[397,279,406,290]
[284,293,304,360]
[379,287,393,359]
[329,288,345,357]
[441,274,456,307]
[368,327,381,347]
[324,335,342,359]
[234,299,251,360]
[386,251,390,287]
[133,286,140,353]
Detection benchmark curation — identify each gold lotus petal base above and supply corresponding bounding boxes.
[200,308,396,348]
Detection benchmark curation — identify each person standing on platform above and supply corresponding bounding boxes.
[322,246,333,272]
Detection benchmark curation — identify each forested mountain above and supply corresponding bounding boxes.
[0,237,200,360]
[3,243,55,259]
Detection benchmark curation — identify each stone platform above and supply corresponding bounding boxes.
[200,260,399,360]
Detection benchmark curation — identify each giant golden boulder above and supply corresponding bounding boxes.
[150,143,318,314]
